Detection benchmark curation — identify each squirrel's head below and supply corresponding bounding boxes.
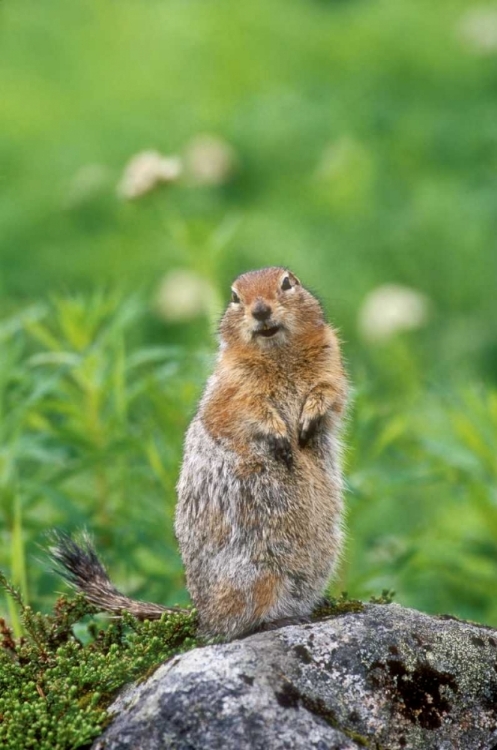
[219,267,324,350]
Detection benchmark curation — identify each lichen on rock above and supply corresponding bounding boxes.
[92,603,497,749]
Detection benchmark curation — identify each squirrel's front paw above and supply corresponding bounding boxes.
[268,435,293,469]
[298,416,320,447]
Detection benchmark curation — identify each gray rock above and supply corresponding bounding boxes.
[93,603,497,750]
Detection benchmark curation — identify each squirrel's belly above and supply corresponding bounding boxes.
[176,418,342,529]
[175,417,344,637]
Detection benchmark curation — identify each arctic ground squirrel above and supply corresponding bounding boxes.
[52,267,348,640]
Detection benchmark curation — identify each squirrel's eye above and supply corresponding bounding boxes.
[231,290,240,304]
[281,276,292,291]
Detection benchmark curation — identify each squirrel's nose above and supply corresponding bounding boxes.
[252,301,272,321]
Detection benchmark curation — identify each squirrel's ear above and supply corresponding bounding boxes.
[289,272,301,286]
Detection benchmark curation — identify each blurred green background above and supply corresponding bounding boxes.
[1,0,496,629]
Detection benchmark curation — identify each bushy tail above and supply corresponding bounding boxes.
[49,531,187,620]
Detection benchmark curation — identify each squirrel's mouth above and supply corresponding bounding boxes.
[253,325,281,339]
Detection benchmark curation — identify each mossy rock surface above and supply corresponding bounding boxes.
[93,603,497,749]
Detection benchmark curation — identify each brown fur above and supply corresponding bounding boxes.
[176,266,348,639]
[252,574,281,618]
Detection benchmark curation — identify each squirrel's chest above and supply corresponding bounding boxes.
[203,372,308,434]
[270,381,302,415]
[252,364,313,415]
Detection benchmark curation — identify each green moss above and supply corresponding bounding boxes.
[0,570,199,750]
[369,590,396,606]
[312,590,395,621]
[312,592,366,619]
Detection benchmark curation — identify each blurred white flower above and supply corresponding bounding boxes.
[64,163,110,207]
[117,151,182,200]
[358,284,430,342]
[458,7,497,54]
[154,270,217,322]
[184,134,238,186]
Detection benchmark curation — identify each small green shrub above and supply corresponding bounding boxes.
[0,571,198,750]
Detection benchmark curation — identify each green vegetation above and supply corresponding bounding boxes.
[0,0,496,743]
[0,297,204,630]
[0,572,197,750]
[1,0,496,378]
